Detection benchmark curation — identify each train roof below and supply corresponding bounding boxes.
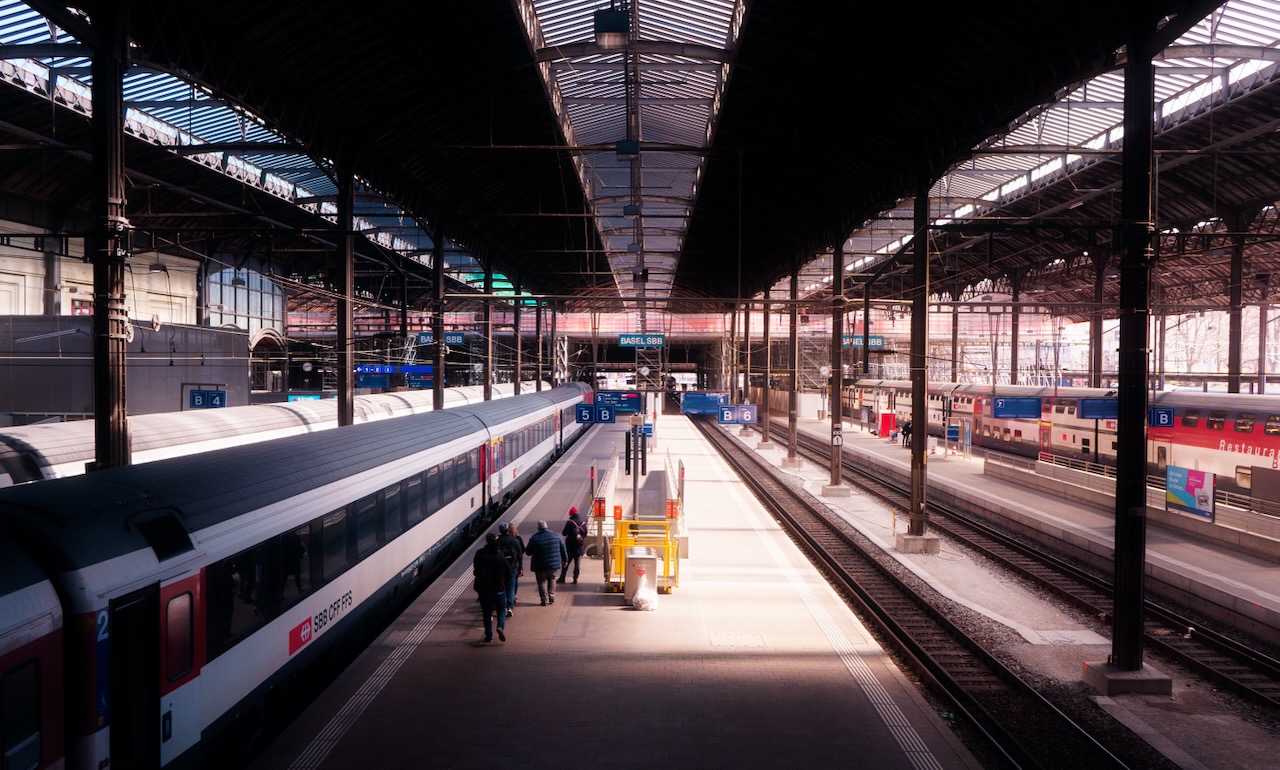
[0,532,47,596]
[0,406,487,571]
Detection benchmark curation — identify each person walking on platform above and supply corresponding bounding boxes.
[472,532,510,642]
[496,522,524,616]
[901,420,912,448]
[558,506,588,584]
[526,520,567,605]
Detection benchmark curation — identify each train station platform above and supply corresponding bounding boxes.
[740,412,1280,769]
[247,408,982,769]
[777,414,1280,643]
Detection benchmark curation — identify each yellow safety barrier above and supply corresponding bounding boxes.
[605,519,679,594]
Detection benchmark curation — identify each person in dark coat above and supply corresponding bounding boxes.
[525,519,567,605]
[558,507,588,584]
[496,521,524,616]
[472,532,511,642]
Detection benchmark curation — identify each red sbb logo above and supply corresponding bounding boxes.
[289,617,313,655]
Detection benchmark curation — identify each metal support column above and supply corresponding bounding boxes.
[535,300,544,391]
[90,4,131,470]
[787,262,800,463]
[1228,231,1245,393]
[513,276,523,396]
[550,300,559,385]
[950,289,960,383]
[741,299,751,404]
[828,242,845,489]
[909,186,930,537]
[760,289,773,444]
[336,168,355,427]
[1091,256,1106,388]
[1009,270,1022,385]
[1112,13,1158,672]
[483,261,493,399]
[432,224,446,407]
[861,285,872,378]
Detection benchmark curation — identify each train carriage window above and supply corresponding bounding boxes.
[225,545,268,640]
[1266,416,1280,436]
[404,474,424,525]
[440,459,456,504]
[468,448,481,487]
[322,508,349,580]
[2,660,40,769]
[282,523,312,605]
[355,494,378,557]
[1182,409,1200,428]
[1234,413,1256,433]
[1207,411,1227,431]
[382,483,403,540]
[1002,427,1012,441]
[165,592,193,681]
[425,466,441,516]
[1013,429,1023,439]
[453,454,469,492]
[1237,466,1253,490]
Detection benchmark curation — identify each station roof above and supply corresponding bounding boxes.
[5,0,1280,321]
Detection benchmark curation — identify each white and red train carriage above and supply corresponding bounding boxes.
[0,383,590,769]
[854,380,1280,496]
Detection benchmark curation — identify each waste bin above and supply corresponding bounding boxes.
[624,546,659,604]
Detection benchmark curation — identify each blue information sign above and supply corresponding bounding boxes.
[1079,398,1119,420]
[992,397,1042,419]
[681,392,728,415]
[596,390,642,413]
[717,404,758,425]
[189,389,227,409]
[1148,407,1175,427]
[842,334,886,349]
[576,404,617,424]
[946,425,960,442]
[618,333,665,348]
[415,331,465,346]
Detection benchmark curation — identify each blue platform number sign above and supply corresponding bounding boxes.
[738,405,758,424]
[992,397,1041,419]
[1079,398,1119,420]
[595,405,615,423]
[576,404,594,423]
[718,406,736,424]
[718,405,758,424]
[946,424,960,442]
[1148,407,1175,427]
[189,389,227,409]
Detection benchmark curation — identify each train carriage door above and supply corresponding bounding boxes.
[1152,435,1172,475]
[1039,421,1053,458]
[109,585,160,769]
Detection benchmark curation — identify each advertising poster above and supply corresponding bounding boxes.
[1165,465,1215,520]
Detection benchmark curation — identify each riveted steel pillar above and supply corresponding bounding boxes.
[788,262,799,460]
[513,276,523,396]
[909,187,930,537]
[432,223,446,407]
[483,261,493,400]
[829,242,844,488]
[535,300,544,391]
[1113,12,1158,671]
[1009,270,1022,385]
[90,4,131,470]
[336,168,355,426]
[761,288,772,440]
[741,298,751,404]
[1228,231,1245,393]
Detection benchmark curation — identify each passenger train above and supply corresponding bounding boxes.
[0,382,591,769]
[852,380,1280,495]
[0,381,544,487]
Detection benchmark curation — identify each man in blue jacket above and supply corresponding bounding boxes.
[525,520,567,605]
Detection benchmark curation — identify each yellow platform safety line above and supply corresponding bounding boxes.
[605,519,680,593]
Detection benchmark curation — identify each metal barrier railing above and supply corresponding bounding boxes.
[606,519,679,593]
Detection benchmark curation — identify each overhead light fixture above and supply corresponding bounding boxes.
[627,242,641,253]
[615,139,639,160]
[593,7,630,50]
[230,270,246,287]
[623,203,640,218]
[148,260,167,273]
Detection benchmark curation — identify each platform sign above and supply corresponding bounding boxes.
[1148,407,1175,427]
[992,397,1041,419]
[842,334,886,349]
[355,365,397,374]
[189,389,227,409]
[618,333,665,348]
[643,422,653,436]
[946,424,960,442]
[718,404,758,424]
[1166,465,1215,520]
[405,373,433,389]
[1079,398,1119,420]
[288,395,321,402]
[415,331,466,346]
[681,392,728,415]
[576,404,617,424]
[596,390,642,413]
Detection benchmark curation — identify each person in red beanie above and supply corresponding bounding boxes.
[558,506,588,584]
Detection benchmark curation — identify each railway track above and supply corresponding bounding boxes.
[779,427,1280,710]
[691,417,1127,770]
